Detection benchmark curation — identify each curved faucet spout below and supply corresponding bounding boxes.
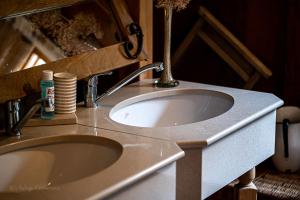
[96,62,163,103]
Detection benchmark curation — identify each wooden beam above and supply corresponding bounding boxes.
[126,0,153,80]
[14,17,65,61]
[5,36,34,72]
[203,25,254,76]
[111,0,148,60]
[0,43,146,103]
[172,19,204,67]
[244,72,261,90]
[0,0,84,19]
[0,23,20,74]
[199,6,272,78]
[138,0,153,80]
[197,30,250,81]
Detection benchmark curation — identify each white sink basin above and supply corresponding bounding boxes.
[0,135,122,192]
[110,89,234,127]
[78,80,283,199]
[76,79,284,199]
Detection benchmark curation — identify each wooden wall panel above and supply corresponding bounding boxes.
[127,0,153,79]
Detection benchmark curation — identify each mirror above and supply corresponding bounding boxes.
[0,0,147,104]
[0,0,120,75]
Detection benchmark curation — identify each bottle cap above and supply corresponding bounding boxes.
[42,70,53,81]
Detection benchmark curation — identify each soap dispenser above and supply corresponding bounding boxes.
[40,70,55,119]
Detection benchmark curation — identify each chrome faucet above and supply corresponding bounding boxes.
[84,71,113,108]
[84,62,164,108]
[4,99,40,136]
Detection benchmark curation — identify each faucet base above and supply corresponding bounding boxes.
[154,79,179,88]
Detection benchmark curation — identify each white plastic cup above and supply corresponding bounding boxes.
[54,72,77,114]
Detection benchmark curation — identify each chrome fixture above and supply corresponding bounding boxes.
[84,71,113,108]
[84,62,164,108]
[4,99,40,136]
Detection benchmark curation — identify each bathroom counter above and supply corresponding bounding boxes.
[76,79,283,148]
[0,79,283,200]
[75,79,283,199]
[0,125,184,200]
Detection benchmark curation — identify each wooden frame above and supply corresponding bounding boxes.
[126,0,153,79]
[172,6,272,89]
[0,0,84,20]
[0,0,152,103]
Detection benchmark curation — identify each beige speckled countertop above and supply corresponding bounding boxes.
[0,124,184,199]
[76,79,283,148]
[0,79,283,199]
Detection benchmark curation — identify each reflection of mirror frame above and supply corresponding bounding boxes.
[0,0,153,103]
[0,0,84,20]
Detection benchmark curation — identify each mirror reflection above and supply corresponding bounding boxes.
[0,0,119,75]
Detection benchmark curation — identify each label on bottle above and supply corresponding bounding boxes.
[44,86,55,112]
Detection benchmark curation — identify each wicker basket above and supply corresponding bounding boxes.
[254,173,300,200]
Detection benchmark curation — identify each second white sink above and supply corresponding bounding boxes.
[0,135,122,192]
[110,89,234,128]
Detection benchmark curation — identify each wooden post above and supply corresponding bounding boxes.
[127,0,153,80]
[236,168,257,200]
[138,0,153,80]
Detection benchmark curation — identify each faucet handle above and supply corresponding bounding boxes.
[4,99,20,135]
[87,71,113,85]
[12,102,41,136]
[84,71,113,108]
[4,99,41,136]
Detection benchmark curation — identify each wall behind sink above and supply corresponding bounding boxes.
[153,0,299,107]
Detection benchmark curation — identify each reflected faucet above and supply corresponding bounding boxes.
[4,99,40,136]
[84,62,164,108]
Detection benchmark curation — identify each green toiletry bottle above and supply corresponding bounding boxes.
[41,70,55,119]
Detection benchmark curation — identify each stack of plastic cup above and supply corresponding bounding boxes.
[53,72,77,114]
